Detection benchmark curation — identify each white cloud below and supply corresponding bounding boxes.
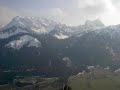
[43,8,67,23]
[78,0,102,8]
[1,0,120,26]
[77,0,116,14]
[99,0,120,25]
[69,0,120,26]
[19,8,67,23]
[0,6,67,25]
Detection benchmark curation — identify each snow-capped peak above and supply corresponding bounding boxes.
[3,16,57,34]
[0,16,61,39]
[53,33,69,39]
[0,16,107,40]
[85,19,105,29]
[4,16,26,29]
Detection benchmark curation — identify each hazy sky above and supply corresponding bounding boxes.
[0,0,120,26]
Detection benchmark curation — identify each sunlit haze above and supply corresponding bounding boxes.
[0,0,120,26]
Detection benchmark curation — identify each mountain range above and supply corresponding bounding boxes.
[0,16,120,76]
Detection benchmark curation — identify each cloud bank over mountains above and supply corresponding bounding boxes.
[0,0,120,26]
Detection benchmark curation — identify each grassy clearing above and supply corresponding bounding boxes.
[69,71,120,90]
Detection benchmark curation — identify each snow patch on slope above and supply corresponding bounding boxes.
[5,35,41,50]
[53,33,69,39]
[62,57,72,67]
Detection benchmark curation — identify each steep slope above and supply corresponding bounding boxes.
[0,16,58,39]
[65,24,120,66]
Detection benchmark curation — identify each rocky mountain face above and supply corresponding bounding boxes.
[0,16,120,76]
